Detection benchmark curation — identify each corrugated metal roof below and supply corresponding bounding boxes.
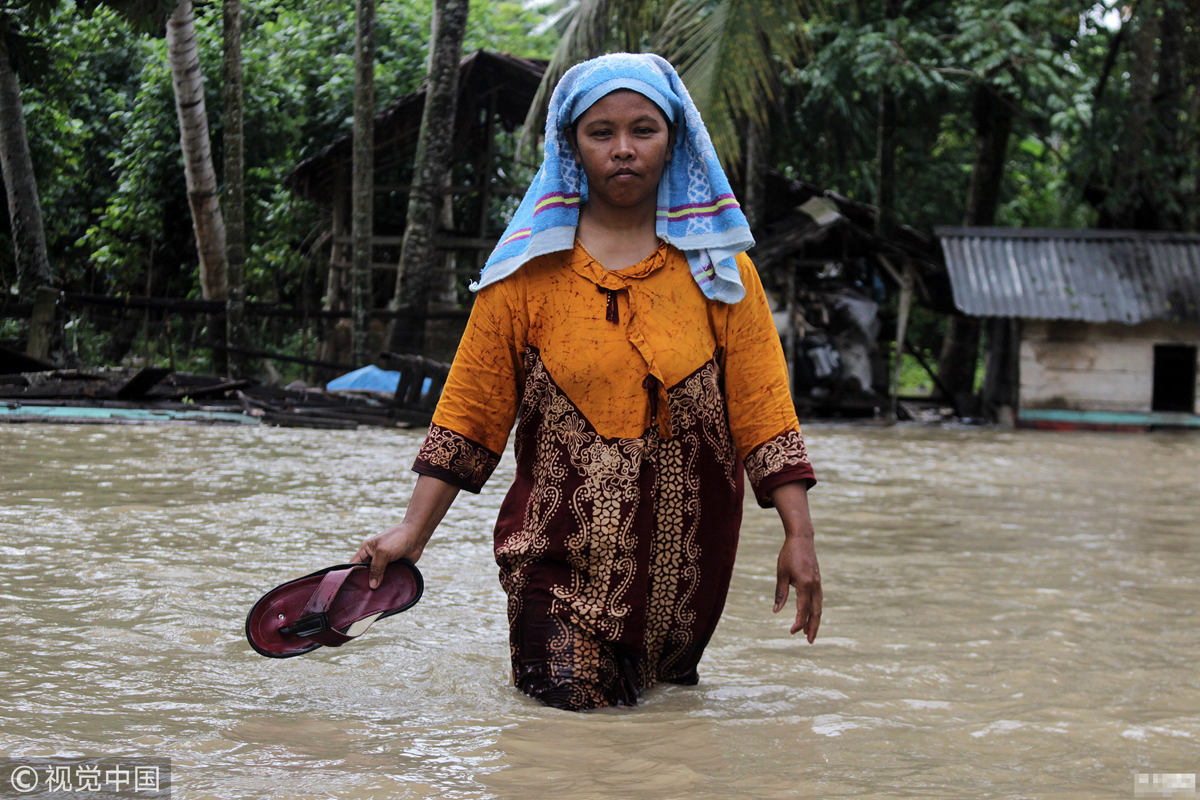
[935,227,1200,323]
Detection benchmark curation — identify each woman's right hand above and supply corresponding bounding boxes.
[351,474,462,589]
[352,522,427,589]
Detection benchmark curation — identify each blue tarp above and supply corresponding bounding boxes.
[325,365,432,395]
[325,366,401,392]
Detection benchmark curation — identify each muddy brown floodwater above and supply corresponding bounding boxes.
[1,423,1198,799]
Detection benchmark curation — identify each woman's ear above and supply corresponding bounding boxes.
[665,123,678,162]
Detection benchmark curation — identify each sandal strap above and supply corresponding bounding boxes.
[303,566,358,618]
[278,566,361,647]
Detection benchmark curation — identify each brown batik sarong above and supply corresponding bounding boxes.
[495,347,743,710]
[414,345,814,711]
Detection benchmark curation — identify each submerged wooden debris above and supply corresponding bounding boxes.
[0,353,448,430]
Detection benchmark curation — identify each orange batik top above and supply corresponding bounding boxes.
[412,239,814,710]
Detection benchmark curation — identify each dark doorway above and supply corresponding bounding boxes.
[1151,344,1198,413]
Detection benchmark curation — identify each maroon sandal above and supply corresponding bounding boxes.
[245,560,423,658]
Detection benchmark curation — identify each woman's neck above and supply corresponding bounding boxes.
[575,199,660,270]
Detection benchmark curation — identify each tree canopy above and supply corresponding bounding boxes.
[5,0,555,308]
[2,0,1197,371]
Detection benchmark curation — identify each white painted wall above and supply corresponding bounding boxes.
[1019,320,1200,413]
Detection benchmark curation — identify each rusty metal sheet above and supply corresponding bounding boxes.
[935,227,1200,323]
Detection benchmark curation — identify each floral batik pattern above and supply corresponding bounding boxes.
[743,429,815,508]
[413,424,501,493]
[500,348,743,710]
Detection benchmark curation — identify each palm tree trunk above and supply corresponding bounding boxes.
[875,0,898,240]
[1107,0,1158,230]
[1154,0,1185,231]
[743,117,766,230]
[351,0,375,366]
[388,0,469,354]
[167,0,227,302]
[0,45,51,302]
[936,84,1013,412]
[223,0,249,375]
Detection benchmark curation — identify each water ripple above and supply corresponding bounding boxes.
[1,424,1198,798]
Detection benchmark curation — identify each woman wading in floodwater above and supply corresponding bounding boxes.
[354,53,821,711]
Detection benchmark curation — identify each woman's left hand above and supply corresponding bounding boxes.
[774,533,822,642]
[769,481,822,643]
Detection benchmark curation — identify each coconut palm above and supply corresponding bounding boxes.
[0,9,52,302]
[1,0,178,302]
[166,0,227,302]
[389,0,470,355]
[524,0,813,178]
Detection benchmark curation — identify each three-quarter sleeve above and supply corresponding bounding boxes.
[412,283,523,492]
[721,253,816,507]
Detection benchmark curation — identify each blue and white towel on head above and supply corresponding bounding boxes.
[470,52,753,304]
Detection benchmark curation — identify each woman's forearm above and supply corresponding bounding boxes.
[400,474,462,544]
[353,474,461,587]
[770,481,816,539]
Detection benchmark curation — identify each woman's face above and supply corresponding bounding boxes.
[568,90,675,212]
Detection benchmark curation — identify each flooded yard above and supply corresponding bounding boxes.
[1,422,1197,799]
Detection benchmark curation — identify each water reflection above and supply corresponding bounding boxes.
[1,424,1197,798]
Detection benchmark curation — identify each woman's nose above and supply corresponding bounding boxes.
[612,133,635,159]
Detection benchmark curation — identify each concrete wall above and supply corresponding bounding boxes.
[1019,320,1200,413]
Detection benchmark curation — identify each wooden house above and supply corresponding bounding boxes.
[285,50,546,366]
[936,227,1200,430]
[751,171,949,416]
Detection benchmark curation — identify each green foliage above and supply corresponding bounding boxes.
[1070,1,1199,230]
[779,0,1110,232]
[997,134,1095,227]
[0,0,557,366]
[11,0,556,306]
[62,315,113,365]
[782,1,962,220]
[7,0,1200,373]
[658,0,808,174]
[898,351,934,395]
[528,0,810,172]
[17,5,146,288]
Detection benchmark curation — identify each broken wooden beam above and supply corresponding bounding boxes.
[0,343,54,374]
[260,412,358,429]
[116,367,173,400]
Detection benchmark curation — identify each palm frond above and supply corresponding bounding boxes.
[519,0,818,173]
[659,0,813,173]
[518,0,613,157]
[519,0,672,157]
